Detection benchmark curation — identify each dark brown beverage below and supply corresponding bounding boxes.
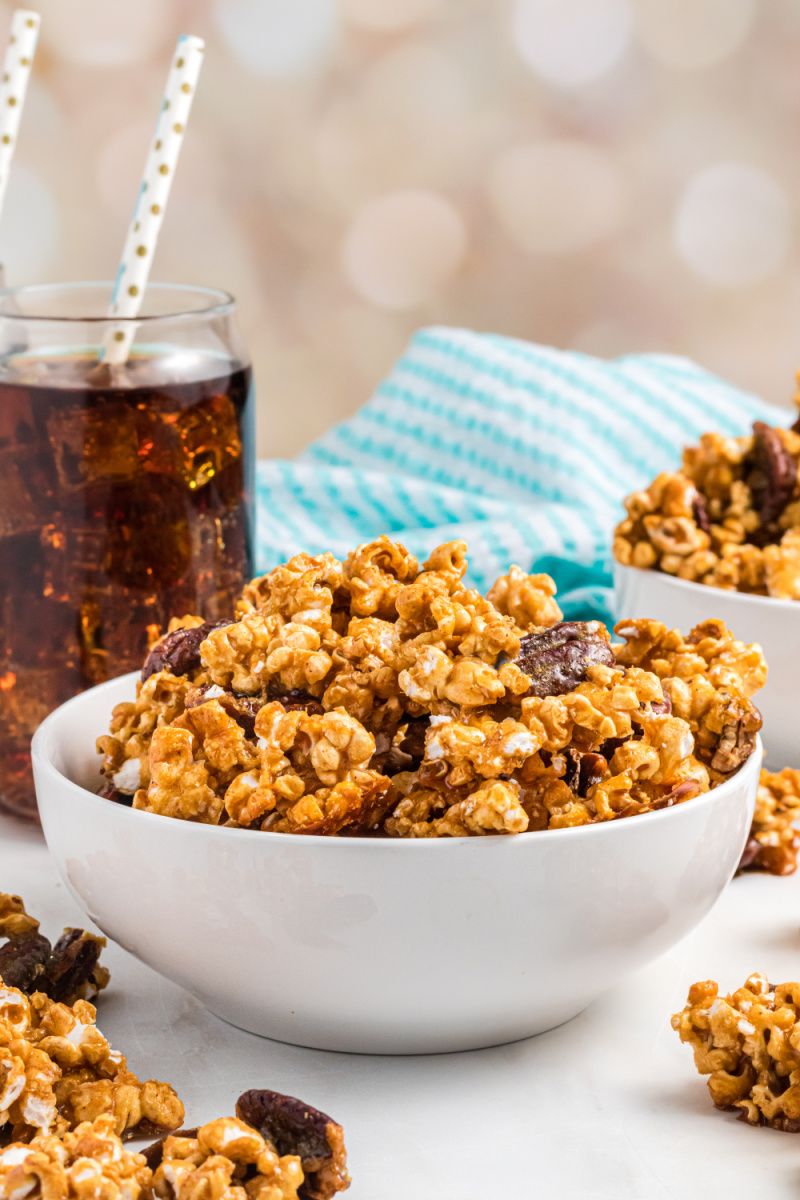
[0,352,254,818]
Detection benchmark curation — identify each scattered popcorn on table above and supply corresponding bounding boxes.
[97,536,765,836]
[739,768,800,876]
[0,1086,351,1200]
[614,420,800,598]
[0,1115,151,1200]
[672,974,800,1130]
[0,979,183,1142]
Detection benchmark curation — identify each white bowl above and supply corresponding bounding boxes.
[32,671,760,1056]
[614,562,799,770]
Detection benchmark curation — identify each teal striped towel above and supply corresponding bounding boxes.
[255,327,787,625]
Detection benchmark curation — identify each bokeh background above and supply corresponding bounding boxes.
[2,0,800,457]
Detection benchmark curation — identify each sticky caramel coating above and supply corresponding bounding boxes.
[672,974,800,1130]
[0,983,183,1142]
[486,566,563,631]
[97,671,195,793]
[151,1117,305,1200]
[614,424,800,597]
[740,768,800,876]
[98,538,763,837]
[0,1115,151,1200]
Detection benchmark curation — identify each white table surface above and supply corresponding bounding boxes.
[3,811,797,1198]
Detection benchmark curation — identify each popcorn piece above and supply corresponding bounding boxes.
[0,1115,151,1200]
[200,614,333,698]
[739,768,800,876]
[134,726,226,825]
[486,566,562,631]
[237,552,345,639]
[385,777,527,837]
[342,535,418,620]
[225,704,393,834]
[672,974,800,1130]
[97,671,195,793]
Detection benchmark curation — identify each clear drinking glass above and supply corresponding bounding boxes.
[0,282,255,819]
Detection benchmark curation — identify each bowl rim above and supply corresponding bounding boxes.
[613,559,799,614]
[31,669,762,849]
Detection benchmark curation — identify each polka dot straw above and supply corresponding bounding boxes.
[0,11,40,228]
[103,34,205,365]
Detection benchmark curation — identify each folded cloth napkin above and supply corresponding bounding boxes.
[255,326,788,625]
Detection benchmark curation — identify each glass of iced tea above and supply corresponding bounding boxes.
[0,282,254,819]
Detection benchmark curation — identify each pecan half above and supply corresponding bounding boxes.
[562,749,607,797]
[0,932,51,994]
[515,621,616,697]
[142,620,231,681]
[709,696,762,775]
[691,491,711,535]
[236,1088,350,1199]
[97,780,132,806]
[749,422,797,528]
[266,686,326,716]
[46,928,107,1004]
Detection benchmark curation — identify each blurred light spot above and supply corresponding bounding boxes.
[512,0,632,87]
[38,0,168,66]
[635,0,756,71]
[341,0,443,32]
[0,164,60,282]
[213,0,337,77]
[488,141,627,255]
[342,190,467,309]
[674,163,791,287]
[315,43,474,206]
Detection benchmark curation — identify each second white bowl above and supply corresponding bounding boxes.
[33,671,759,1055]
[614,562,799,769]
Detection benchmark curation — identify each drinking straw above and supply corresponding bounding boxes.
[102,34,204,365]
[0,11,40,225]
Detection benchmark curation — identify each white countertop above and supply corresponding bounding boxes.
[3,811,796,1198]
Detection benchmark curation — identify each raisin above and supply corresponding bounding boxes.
[515,621,616,697]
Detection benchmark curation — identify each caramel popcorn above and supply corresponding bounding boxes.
[0,1087,351,1200]
[0,895,108,1005]
[98,537,764,837]
[0,981,183,1142]
[97,671,196,796]
[486,566,563,630]
[614,420,800,597]
[0,1116,151,1200]
[672,974,800,1130]
[739,768,800,876]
